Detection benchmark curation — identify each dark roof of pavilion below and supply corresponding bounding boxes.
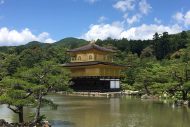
[61,61,128,67]
[67,42,115,53]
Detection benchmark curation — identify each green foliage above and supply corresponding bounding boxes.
[184,81,190,91]
[20,61,70,90]
[17,61,70,122]
[140,46,154,58]
[0,60,70,123]
[0,30,190,123]
[134,62,171,95]
[120,53,140,85]
[0,76,36,123]
[169,62,190,100]
[0,77,36,106]
[55,37,88,49]
[38,115,47,123]
[19,46,45,68]
[153,32,170,60]
[121,83,135,91]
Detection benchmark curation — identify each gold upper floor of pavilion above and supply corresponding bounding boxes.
[67,42,116,63]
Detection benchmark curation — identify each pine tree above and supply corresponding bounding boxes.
[0,77,36,123]
[19,61,70,123]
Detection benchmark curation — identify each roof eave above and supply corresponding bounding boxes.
[67,49,116,53]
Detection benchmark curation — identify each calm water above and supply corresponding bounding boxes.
[0,94,190,127]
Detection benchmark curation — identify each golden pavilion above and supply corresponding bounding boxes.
[62,42,126,92]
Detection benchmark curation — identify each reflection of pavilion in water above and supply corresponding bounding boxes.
[70,97,121,127]
[110,98,120,115]
[1,95,190,127]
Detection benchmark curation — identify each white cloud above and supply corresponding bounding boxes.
[44,38,56,44]
[0,0,4,5]
[0,27,56,46]
[81,23,182,40]
[81,23,124,40]
[173,12,184,23]
[120,24,182,40]
[173,10,190,27]
[113,0,152,25]
[123,13,128,19]
[113,0,135,12]
[126,14,141,24]
[139,0,151,15]
[184,11,190,26]
[98,16,107,23]
[154,17,162,24]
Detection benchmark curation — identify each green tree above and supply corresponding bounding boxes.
[140,46,154,59]
[19,46,44,68]
[181,49,190,62]
[20,61,70,123]
[134,62,169,95]
[0,53,7,81]
[153,32,170,60]
[6,55,20,76]
[0,77,35,123]
[181,31,188,39]
[121,53,140,86]
[170,62,190,100]
[45,45,69,63]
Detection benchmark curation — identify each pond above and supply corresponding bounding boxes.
[0,94,190,127]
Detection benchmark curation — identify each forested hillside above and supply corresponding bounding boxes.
[0,30,190,100]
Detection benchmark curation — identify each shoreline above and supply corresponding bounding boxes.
[56,90,141,97]
[56,91,190,107]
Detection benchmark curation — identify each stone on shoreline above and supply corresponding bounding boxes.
[0,119,51,127]
[141,94,158,99]
[175,100,190,106]
[122,90,140,95]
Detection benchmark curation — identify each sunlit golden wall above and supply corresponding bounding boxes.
[69,65,122,77]
[70,50,113,62]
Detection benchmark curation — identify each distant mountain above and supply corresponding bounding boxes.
[24,41,51,48]
[0,30,190,53]
[0,37,88,53]
[0,46,14,53]
[26,41,43,46]
[186,30,190,37]
[54,37,88,49]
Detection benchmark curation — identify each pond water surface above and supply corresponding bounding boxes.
[0,94,190,127]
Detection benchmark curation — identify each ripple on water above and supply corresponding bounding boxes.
[49,120,76,127]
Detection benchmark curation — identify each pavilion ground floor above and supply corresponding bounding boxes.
[69,77,121,92]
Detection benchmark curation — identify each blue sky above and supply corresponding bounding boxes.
[0,0,190,46]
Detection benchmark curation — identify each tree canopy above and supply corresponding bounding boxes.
[0,30,190,123]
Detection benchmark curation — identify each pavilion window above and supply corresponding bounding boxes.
[104,56,106,61]
[89,55,93,60]
[71,57,76,61]
[94,54,97,61]
[77,56,81,61]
